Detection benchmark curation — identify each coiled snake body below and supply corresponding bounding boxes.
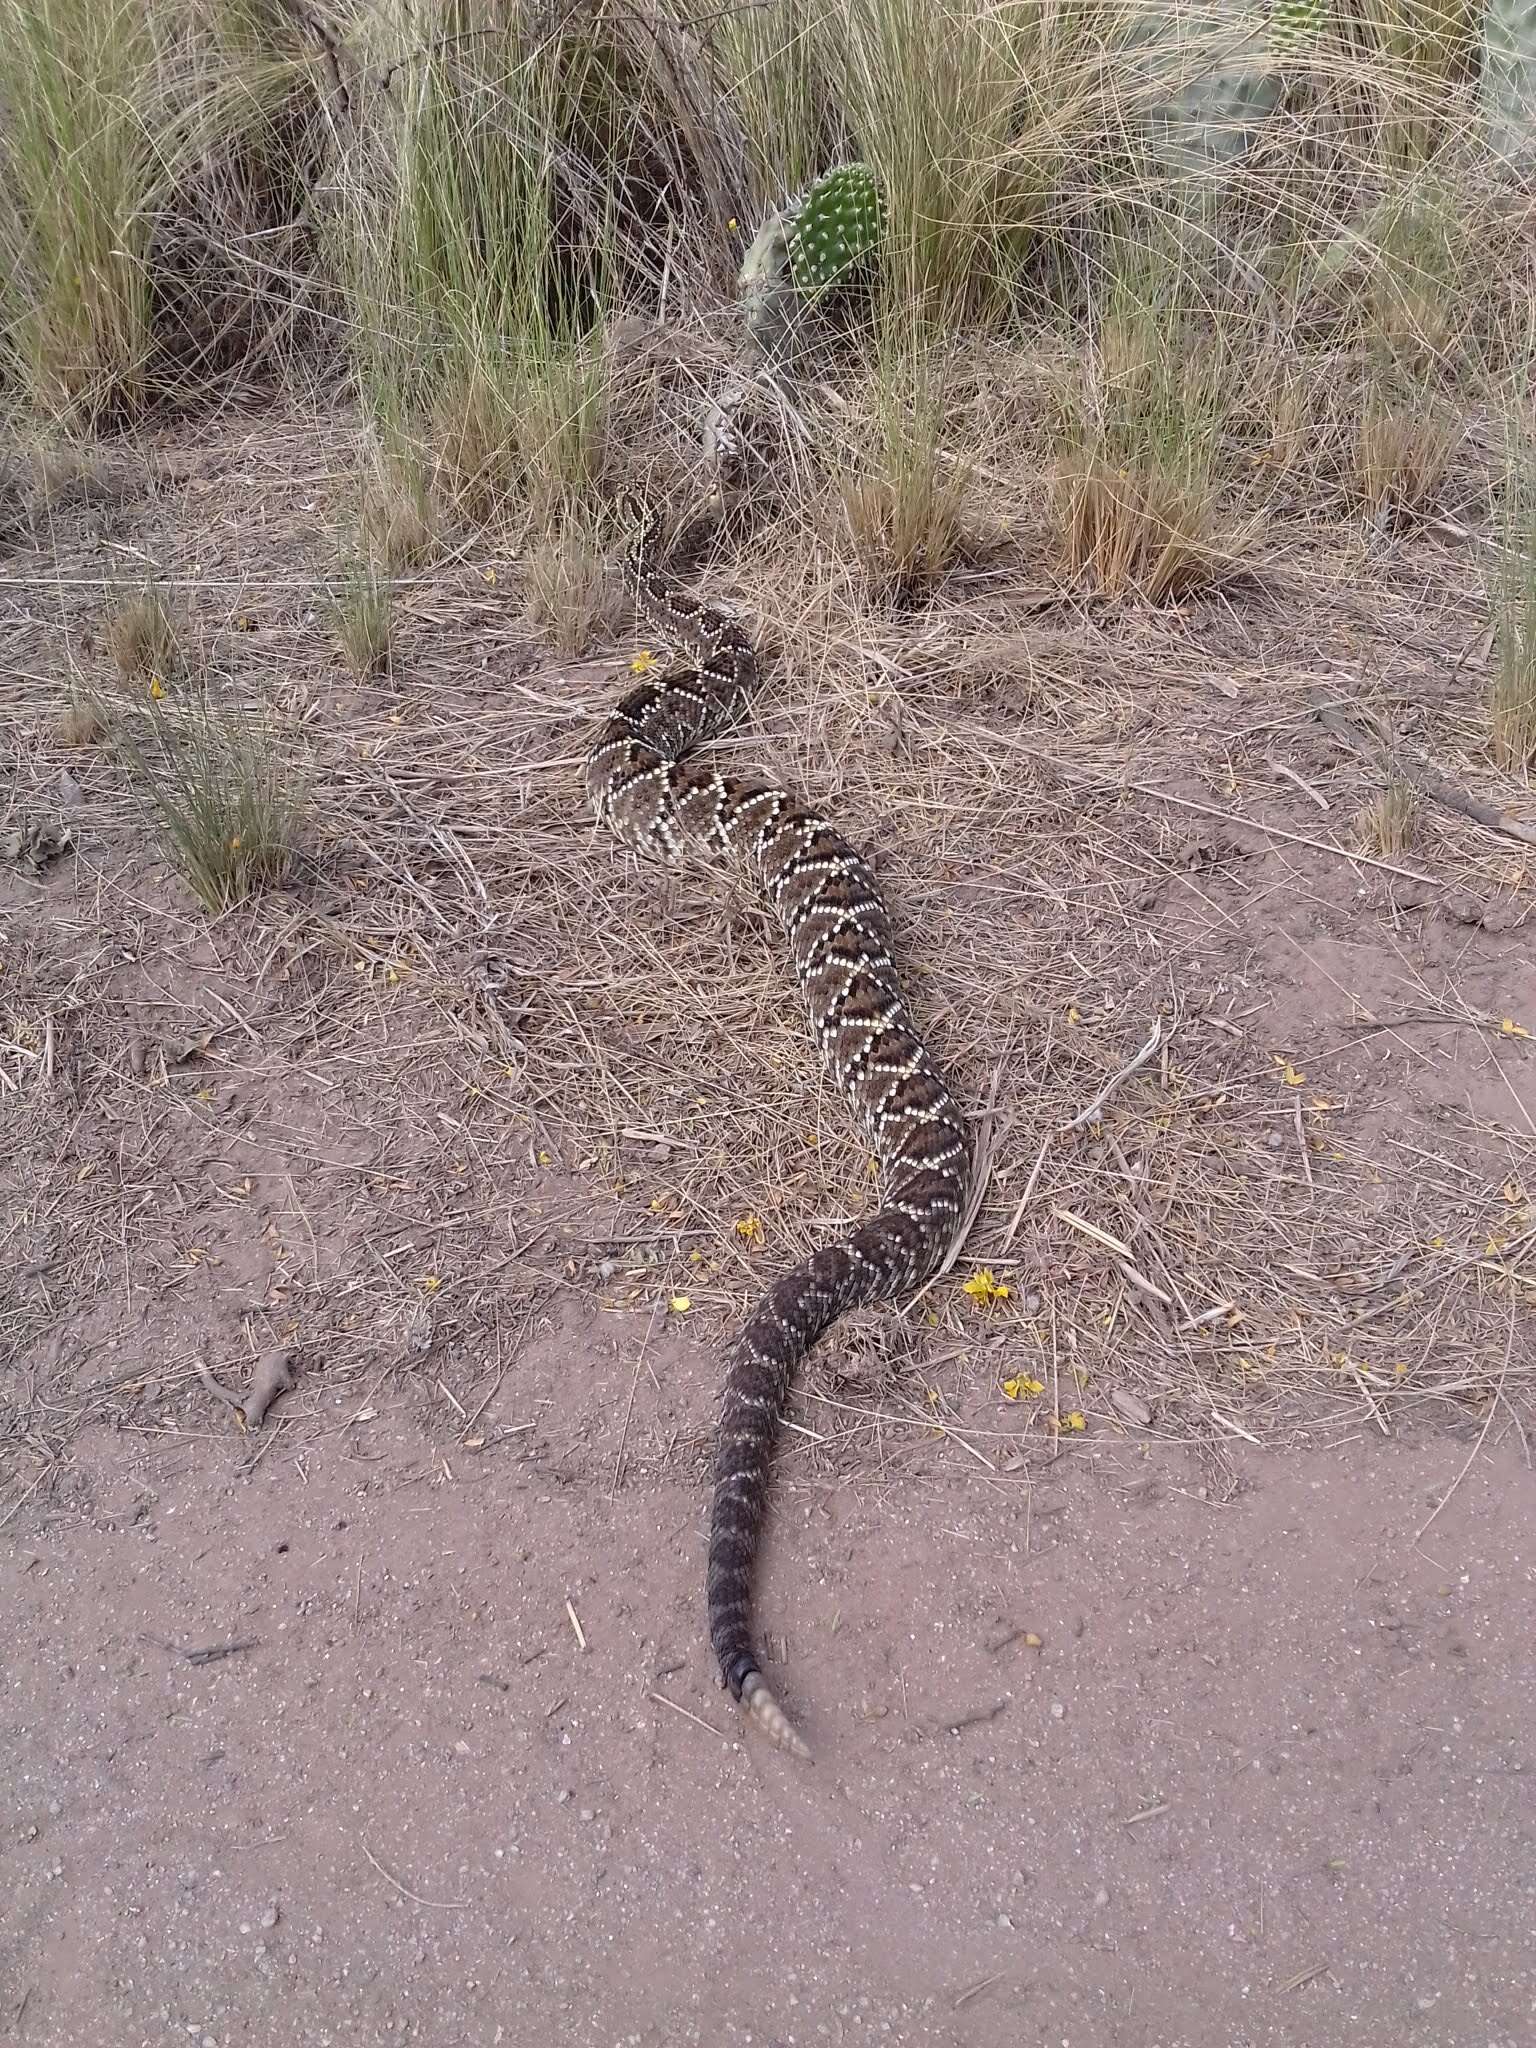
[586,511,972,1758]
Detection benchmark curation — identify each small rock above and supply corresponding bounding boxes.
[259,1904,279,1931]
[1109,1389,1152,1428]
[1093,1887,1110,1909]
[1445,892,1487,927]
[996,1913,1013,1931]
[578,1808,595,1824]
[1049,1701,1065,1720]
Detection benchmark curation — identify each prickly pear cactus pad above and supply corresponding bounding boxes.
[1484,0,1536,169]
[784,163,884,296]
[1269,0,1323,58]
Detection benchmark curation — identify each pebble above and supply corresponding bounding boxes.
[259,1904,279,1931]
[1049,1701,1066,1720]
[1093,1887,1110,1909]
[997,1913,1013,1930]
[579,1809,595,1824]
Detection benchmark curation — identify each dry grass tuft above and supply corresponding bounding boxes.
[525,519,619,657]
[332,558,392,676]
[427,349,606,532]
[837,435,970,606]
[52,692,107,748]
[109,679,304,911]
[1358,774,1419,853]
[359,456,434,571]
[1350,375,1460,519]
[106,587,182,681]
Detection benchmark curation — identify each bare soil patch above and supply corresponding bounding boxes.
[3,406,1534,2043]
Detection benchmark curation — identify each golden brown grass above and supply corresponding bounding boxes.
[1054,319,1259,599]
[52,693,107,748]
[1350,377,1461,518]
[1358,774,1419,853]
[525,520,619,658]
[359,457,435,572]
[105,588,182,682]
[332,558,392,676]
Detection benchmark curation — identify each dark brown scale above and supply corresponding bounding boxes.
[586,509,971,1758]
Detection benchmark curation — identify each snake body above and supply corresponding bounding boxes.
[585,511,972,1757]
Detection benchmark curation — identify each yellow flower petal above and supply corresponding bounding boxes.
[962,1268,1012,1308]
[669,1294,691,1313]
[630,649,658,675]
[1002,1374,1044,1400]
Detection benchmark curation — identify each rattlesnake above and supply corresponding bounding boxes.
[586,507,972,1758]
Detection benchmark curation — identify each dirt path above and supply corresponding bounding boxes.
[6,1413,1532,2047]
[4,407,1536,2048]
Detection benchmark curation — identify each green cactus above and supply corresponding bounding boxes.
[738,162,884,364]
[1135,3,1281,177]
[1269,0,1324,59]
[1484,0,1536,169]
[785,162,884,296]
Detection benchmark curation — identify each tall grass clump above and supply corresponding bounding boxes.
[0,0,333,424]
[1346,178,1467,516]
[824,0,1105,328]
[525,512,619,657]
[332,554,392,676]
[715,0,828,214]
[336,20,621,531]
[1055,228,1258,599]
[106,584,183,681]
[0,0,160,426]
[838,314,970,602]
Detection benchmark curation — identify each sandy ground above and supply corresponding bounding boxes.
[5,1412,1534,2047]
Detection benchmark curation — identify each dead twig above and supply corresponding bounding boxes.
[359,1841,468,1911]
